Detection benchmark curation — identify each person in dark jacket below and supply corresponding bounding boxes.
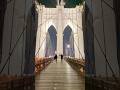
[61,54,63,62]
[54,54,57,62]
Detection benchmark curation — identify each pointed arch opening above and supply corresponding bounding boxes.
[45,25,57,57]
[63,25,75,57]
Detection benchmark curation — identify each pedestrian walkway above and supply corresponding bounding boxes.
[35,59,85,90]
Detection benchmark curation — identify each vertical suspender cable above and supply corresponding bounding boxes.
[45,8,47,57]
[101,0,108,79]
[38,5,42,57]
[0,1,38,74]
[27,6,33,73]
[49,8,51,56]
[72,8,74,57]
[21,0,27,75]
[65,11,119,82]
[89,0,96,75]
[76,7,80,59]
[35,16,54,56]
[35,33,47,57]
[74,38,84,60]
[46,8,47,56]
[8,0,16,75]
[89,0,118,81]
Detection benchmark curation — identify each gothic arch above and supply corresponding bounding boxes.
[47,25,57,34]
[63,25,75,57]
[40,19,57,33]
[45,25,57,57]
[63,25,73,33]
[63,21,78,34]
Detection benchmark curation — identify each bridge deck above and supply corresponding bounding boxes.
[35,59,85,90]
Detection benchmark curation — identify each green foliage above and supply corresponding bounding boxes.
[37,0,84,8]
[65,0,84,8]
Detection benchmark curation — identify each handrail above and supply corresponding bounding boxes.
[35,57,52,74]
[65,57,85,75]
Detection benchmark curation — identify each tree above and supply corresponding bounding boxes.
[37,0,84,8]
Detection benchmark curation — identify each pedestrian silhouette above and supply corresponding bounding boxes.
[54,54,57,62]
[61,54,63,62]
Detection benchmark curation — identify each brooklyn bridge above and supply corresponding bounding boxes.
[0,0,120,90]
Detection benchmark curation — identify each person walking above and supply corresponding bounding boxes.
[54,54,57,62]
[61,54,63,62]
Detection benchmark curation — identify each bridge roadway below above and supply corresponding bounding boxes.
[35,59,85,90]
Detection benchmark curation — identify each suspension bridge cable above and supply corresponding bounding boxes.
[37,15,54,30]
[89,0,96,75]
[64,13,84,60]
[0,8,56,74]
[74,37,84,60]
[93,29,119,83]
[64,12,119,82]
[38,6,43,56]
[76,7,82,59]
[75,20,118,82]
[35,33,47,57]
[101,0,108,79]
[0,0,27,74]
[0,26,26,74]
[8,0,16,75]
[0,4,33,74]
[35,10,57,57]
[35,8,58,57]
[21,0,27,75]
[90,0,118,81]
[102,0,114,10]
[33,6,57,57]
[92,0,118,82]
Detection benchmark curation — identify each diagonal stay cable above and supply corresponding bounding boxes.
[64,13,119,83]
[101,0,108,79]
[35,34,47,57]
[0,26,26,74]
[64,14,83,31]
[0,8,55,74]
[102,0,114,11]
[93,31,119,83]
[64,14,84,60]
[7,0,16,74]
[35,13,57,57]
[20,0,27,75]
[74,36,84,60]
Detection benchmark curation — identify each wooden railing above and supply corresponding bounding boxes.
[0,75,34,90]
[65,57,85,76]
[35,57,52,74]
[86,76,120,90]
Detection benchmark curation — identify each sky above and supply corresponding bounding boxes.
[47,25,73,55]
[37,0,84,8]
[48,25,57,52]
[63,26,72,55]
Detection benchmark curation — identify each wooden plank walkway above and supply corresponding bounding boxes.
[35,59,85,90]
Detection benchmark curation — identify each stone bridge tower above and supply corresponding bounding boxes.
[35,1,84,59]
